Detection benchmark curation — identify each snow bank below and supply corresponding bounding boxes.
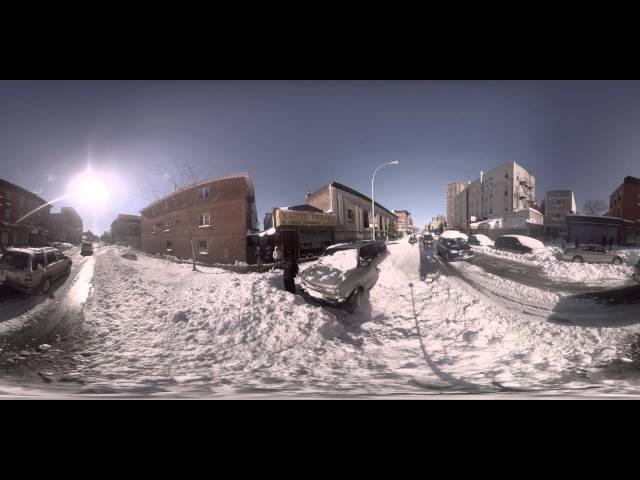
[472,234,493,246]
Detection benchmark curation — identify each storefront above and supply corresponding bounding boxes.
[248,206,337,263]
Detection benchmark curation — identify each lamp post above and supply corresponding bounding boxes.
[371,161,399,240]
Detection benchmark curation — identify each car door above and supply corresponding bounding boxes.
[359,246,377,289]
[590,245,607,263]
[45,250,62,278]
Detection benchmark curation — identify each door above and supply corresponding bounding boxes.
[45,250,62,277]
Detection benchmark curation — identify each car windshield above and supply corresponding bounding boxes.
[0,252,29,270]
[3,80,640,401]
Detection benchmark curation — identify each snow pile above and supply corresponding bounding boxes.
[471,234,493,246]
[474,245,633,284]
[440,230,468,240]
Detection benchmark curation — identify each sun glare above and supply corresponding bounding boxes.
[70,172,110,208]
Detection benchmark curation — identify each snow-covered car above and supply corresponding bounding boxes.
[562,244,624,265]
[494,235,543,254]
[300,242,382,311]
[0,247,71,294]
[634,259,640,282]
[436,236,473,261]
[468,234,494,246]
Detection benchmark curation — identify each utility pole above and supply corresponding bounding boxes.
[371,161,399,240]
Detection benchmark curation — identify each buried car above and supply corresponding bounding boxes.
[0,247,72,294]
[562,244,624,265]
[300,242,383,311]
[494,235,544,254]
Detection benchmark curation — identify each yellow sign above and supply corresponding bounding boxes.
[275,209,337,227]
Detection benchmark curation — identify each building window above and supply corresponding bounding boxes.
[197,186,210,200]
[164,223,171,232]
[199,212,211,227]
[198,240,208,254]
[166,240,172,251]
[363,210,369,229]
[347,209,354,223]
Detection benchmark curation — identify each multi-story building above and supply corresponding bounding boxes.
[50,207,83,244]
[263,212,273,231]
[0,178,51,247]
[544,190,576,238]
[111,214,141,248]
[609,176,640,223]
[305,182,398,242]
[429,215,446,232]
[140,172,259,264]
[394,210,414,234]
[446,181,466,228]
[453,161,536,231]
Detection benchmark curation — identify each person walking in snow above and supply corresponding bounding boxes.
[283,256,299,294]
[273,245,282,269]
[255,245,263,272]
[601,236,607,250]
[609,237,614,251]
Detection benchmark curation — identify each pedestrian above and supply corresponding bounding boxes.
[255,245,263,272]
[601,236,607,250]
[273,245,282,269]
[609,237,614,251]
[283,256,299,294]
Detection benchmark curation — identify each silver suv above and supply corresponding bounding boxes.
[300,241,384,311]
[562,244,624,265]
[0,247,72,294]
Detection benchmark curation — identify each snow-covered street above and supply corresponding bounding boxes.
[2,237,640,398]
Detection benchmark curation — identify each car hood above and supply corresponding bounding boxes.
[301,263,352,288]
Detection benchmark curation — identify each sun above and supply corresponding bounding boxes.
[70,172,110,208]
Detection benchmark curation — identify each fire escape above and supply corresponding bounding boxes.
[517,177,534,210]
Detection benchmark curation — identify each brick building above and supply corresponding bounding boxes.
[0,178,51,247]
[111,214,141,248]
[140,173,259,264]
[544,190,576,238]
[50,206,83,244]
[609,176,640,223]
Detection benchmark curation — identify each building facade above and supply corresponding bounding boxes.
[305,182,398,242]
[429,215,446,232]
[50,207,83,244]
[111,214,141,247]
[394,210,414,234]
[0,178,51,247]
[544,190,576,238]
[446,181,466,228]
[609,176,640,222]
[453,161,536,231]
[140,173,259,264]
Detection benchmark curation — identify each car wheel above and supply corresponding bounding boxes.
[40,277,51,294]
[572,256,583,263]
[612,257,622,265]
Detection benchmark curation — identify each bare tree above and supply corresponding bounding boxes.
[582,199,608,216]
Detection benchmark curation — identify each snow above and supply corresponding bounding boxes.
[317,249,358,273]
[471,234,493,246]
[258,227,276,237]
[440,230,468,240]
[6,236,640,397]
[502,235,545,251]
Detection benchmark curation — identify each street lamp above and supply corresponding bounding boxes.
[371,161,399,240]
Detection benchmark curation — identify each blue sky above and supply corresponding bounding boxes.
[1,80,639,234]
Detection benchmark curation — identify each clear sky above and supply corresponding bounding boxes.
[1,80,639,234]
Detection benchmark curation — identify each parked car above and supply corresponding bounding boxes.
[467,234,494,247]
[562,244,624,265]
[634,259,640,282]
[494,235,544,254]
[409,235,418,245]
[300,241,383,311]
[80,241,94,256]
[0,247,72,294]
[436,236,473,261]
